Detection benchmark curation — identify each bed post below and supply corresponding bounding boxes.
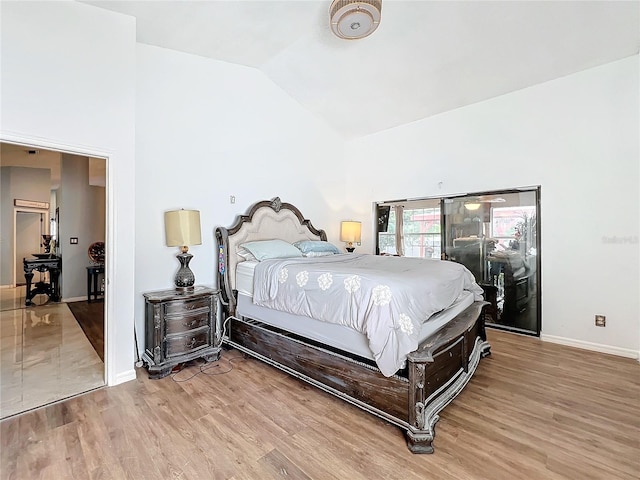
[215,226,236,317]
[406,361,437,453]
[405,301,489,453]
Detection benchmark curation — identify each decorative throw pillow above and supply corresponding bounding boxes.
[240,239,303,261]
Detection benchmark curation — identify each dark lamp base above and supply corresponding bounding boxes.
[174,252,196,289]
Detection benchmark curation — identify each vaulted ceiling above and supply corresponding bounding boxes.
[83,0,639,138]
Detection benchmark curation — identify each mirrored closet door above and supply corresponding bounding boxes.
[375,187,541,335]
[442,188,540,334]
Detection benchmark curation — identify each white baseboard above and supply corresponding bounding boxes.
[63,296,88,303]
[540,334,639,360]
[111,369,136,386]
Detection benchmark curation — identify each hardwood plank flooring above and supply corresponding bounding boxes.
[66,300,104,362]
[1,329,638,480]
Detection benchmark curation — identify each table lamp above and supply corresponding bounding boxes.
[340,221,362,253]
[165,209,202,290]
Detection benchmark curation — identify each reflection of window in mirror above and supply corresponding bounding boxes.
[490,205,536,254]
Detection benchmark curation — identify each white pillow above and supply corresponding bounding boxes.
[240,239,303,261]
[237,247,257,261]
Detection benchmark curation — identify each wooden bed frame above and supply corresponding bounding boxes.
[215,197,491,453]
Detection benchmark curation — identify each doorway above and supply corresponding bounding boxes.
[0,142,106,419]
[15,210,48,285]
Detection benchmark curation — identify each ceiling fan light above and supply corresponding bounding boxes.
[464,202,481,211]
[330,0,382,40]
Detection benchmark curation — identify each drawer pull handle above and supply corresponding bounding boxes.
[183,319,198,328]
[185,337,197,349]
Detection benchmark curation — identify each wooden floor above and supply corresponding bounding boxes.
[1,329,638,480]
[67,300,104,362]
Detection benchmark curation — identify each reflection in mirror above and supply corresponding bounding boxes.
[375,187,540,335]
[443,189,539,334]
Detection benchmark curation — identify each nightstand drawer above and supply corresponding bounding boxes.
[165,308,210,335]
[165,327,209,358]
[164,297,211,315]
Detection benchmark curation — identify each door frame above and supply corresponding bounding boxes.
[1,136,112,385]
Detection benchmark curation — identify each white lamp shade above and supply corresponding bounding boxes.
[164,209,202,247]
[340,221,362,243]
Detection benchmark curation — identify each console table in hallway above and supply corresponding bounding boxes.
[23,256,61,306]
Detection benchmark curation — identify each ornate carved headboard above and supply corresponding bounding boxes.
[215,197,326,316]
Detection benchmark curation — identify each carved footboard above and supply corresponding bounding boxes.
[225,301,490,453]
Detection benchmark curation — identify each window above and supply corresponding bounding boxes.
[378,207,397,255]
[403,206,441,258]
[376,200,441,259]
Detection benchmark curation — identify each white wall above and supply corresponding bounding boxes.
[0,1,137,384]
[58,154,105,300]
[346,56,640,356]
[134,44,345,352]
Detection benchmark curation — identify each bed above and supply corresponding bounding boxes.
[215,197,491,453]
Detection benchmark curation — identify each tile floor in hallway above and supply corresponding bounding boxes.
[0,287,104,419]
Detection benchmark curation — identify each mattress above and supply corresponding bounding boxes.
[236,288,475,364]
[236,260,259,296]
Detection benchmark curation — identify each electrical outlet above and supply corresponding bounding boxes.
[70,237,78,244]
[595,315,606,327]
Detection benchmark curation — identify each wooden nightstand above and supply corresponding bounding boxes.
[142,286,221,379]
